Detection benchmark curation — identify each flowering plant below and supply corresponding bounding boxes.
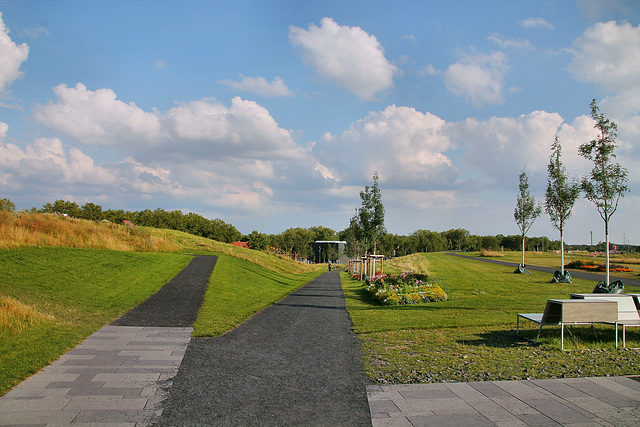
[365,271,447,306]
[565,259,632,272]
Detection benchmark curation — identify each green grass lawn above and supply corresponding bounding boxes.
[0,247,192,396]
[342,252,640,384]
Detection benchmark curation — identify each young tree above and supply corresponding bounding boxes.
[545,135,581,278]
[358,171,386,254]
[579,99,629,287]
[514,168,542,270]
[0,197,15,212]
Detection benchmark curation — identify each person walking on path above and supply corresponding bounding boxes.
[156,270,372,426]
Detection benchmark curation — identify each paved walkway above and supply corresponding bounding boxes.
[368,377,640,426]
[3,262,640,426]
[0,326,192,426]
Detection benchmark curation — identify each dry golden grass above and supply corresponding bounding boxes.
[477,249,505,257]
[0,296,55,335]
[148,228,319,275]
[610,254,640,265]
[386,253,431,274]
[0,211,180,252]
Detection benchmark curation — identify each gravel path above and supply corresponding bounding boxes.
[112,255,218,327]
[156,270,372,426]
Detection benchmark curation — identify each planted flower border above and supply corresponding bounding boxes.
[364,271,448,306]
[564,259,633,273]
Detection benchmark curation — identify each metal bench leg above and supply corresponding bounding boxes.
[536,323,543,342]
[561,324,564,350]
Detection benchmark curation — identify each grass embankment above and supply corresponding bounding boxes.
[342,252,640,384]
[0,213,322,396]
[0,211,180,252]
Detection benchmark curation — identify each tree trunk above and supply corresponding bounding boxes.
[521,236,525,266]
[560,228,565,276]
[605,219,610,287]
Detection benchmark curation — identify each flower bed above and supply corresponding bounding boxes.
[564,259,633,273]
[364,271,448,306]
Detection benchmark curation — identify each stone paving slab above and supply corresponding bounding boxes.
[368,377,640,426]
[0,326,192,426]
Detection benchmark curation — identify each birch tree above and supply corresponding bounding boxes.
[514,168,542,270]
[545,135,580,278]
[358,171,386,255]
[579,99,629,287]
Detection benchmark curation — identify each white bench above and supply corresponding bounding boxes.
[517,299,618,350]
[571,293,640,348]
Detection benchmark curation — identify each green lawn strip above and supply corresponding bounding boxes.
[342,252,640,384]
[193,253,324,337]
[0,247,192,396]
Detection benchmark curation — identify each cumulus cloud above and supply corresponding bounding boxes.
[0,12,29,93]
[33,83,303,162]
[445,51,509,106]
[220,75,295,97]
[289,17,397,100]
[312,105,457,188]
[569,21,640,115]
[33,83,162,147]
[520,17,554,29]
[488,33,532,50]
[449,110,568,188]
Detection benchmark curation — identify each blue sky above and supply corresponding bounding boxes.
[1,0,639,245]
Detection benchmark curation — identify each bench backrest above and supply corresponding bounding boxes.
[545,299,618,323]
[570,294,640,322]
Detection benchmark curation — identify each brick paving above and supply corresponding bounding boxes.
[0,326,191,426]
[368,376,640,426]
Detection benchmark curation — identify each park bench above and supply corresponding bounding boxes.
[517,299,618,350]
[571,293,640,348]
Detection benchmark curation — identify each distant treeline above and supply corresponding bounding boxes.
[4,198,636,260]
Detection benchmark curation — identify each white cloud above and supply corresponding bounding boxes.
[569,21,640,116]
[520,17,554,29]
[445,51,509,106]
[488,33,532,50]
[0,12,29,93]
[22,25,50,38]
[0,121,7,140]
[33,83,161,146]
[219,75,294,97]
[33,83,303,162]
[313,105,457,188]
[289,17,397,100]
[449,110,568,188]
[154,59,166,69]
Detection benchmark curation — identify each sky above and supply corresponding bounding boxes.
[0,0,639,245]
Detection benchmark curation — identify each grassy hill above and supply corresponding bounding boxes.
[0,211,322,396]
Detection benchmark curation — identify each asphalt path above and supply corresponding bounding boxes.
[445,252,640,288]
[112,255,218,327]
[156,270,372,426]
